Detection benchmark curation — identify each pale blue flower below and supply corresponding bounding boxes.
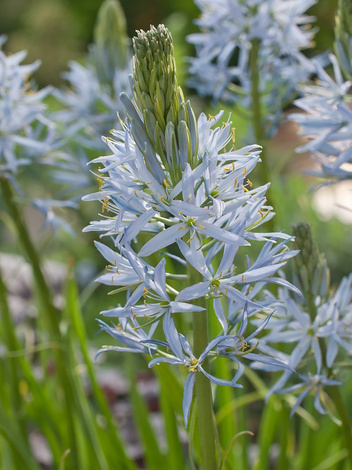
[290,55,352,185]
[188,0,319,137]
[254,274,352,403]
[276,374,342,417]
[53,59,131,151]
[0,38,55,176]
[87,25,299,427]
[32,199,78,235]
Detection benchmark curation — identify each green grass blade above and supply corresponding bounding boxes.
[156,366,187,470]
[126,356,165,470]
[0,403,40,470]
[64,272,136,470]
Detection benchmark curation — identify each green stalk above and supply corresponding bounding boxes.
[208,298,238,469]
[0,177,81,467]
[329,386,352,466]
[0,268,24,429]
[250,39,274,232]
[0,177,60,338]
[188,264,218,470]
[318,337,352,468]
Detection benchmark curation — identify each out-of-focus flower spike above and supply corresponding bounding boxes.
[334,0,352,80]
[292,223,330,307]
[130,24,199,184]
[92,0,129,84]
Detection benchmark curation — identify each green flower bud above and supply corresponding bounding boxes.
[92,0,129,84]
[334,0,352,80]
[292,223,330,312]
[130,25,199,185]
[132,25,179,134]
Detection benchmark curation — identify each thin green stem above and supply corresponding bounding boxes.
[0,177,60,338]
[329,386,352,467]
[0,177,82,467]
[188,264,218,470]
[317,337,352,468]
[250,39,275,232]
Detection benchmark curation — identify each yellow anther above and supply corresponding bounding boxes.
[225,287,228,296]
[242,185,249,192]
[233,266,237,274]
[232,128,236,143]
[97,176,104,191]
[241,274,245,282]
[247,178,253,187]
[187,237,194,244]
[163,179,170,187]
[208,114,216,121]
[198,225,205,229]
[221,122,227,128]
[146,181,153,185]
[116,267,119,274]
[223,167,230,172]
[242,167,247,175]
[232,162,235,171]
[234,177,238,188]
[178,226,186,230]
[160,195,164,202]
[102,196,109,212]
[134,189,138,197]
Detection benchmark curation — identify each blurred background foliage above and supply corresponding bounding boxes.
[0,0,336,86]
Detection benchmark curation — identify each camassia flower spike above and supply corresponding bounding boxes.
[85,24,299,429]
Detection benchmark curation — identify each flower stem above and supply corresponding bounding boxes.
[0,176,60,338]
[317,335,352,467]
[0,176,81,467]
[188,265,218,470]
[330,386,352,466]
[250,39,274,232]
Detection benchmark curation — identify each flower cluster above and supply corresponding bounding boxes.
[290,0,352,187]
[53,0,131,153]
[187,0,319,138]
[253,224,352,416]
[290,55,352,186]
[0,36,55,178]
[86,24,299,426]
[0,37,76,233]
[44,0,132,226]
